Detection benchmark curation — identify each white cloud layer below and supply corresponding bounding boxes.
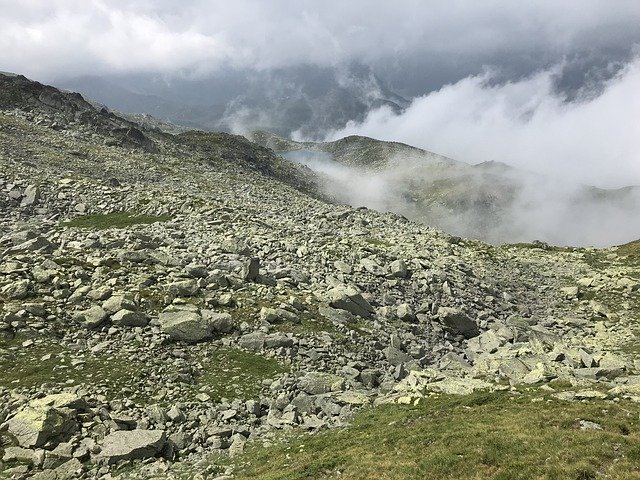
[329,57,640,188]
[1,1,640,81]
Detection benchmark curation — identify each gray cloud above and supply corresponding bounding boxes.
[2,0,640,86]
[328,56,640,188]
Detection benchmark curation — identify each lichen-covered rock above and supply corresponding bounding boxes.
[298,372,345,395]
[96,429,166,465]
[328,285,374,318]
[73,305,108,329]
[7,398,78,448]
[158,310,212,342]
[111,308,148,327]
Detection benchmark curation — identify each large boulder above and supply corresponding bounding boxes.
[158,310,212,342]
[328,285,374,318]
[111,309,148,327]
[202,310,234,333]
[7,394,82,448]
[102,295,136,314]
[167,279,199,297]
[298,372,345,395]
[97,429,166,465]
[239,332,266,351]
[73,306,108,329]
[437,307,479,338]
[20,184,40,207]
[1,279,31,300]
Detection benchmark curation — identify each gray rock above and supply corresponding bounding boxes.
[73,306,108,329]
[396,303,416,322]
[20,184,40,206]
[158,310,212,342]
[1,279,30,300]
[328,285,374,318]
[8,236,55,253]
[390,259,408,278]
[102,295,136,314]
[437,307,479,338]
[360,258,384,276]
[202,310,234,333]
[30,458,83,480]
[2,446,40,465]
[264,332,294,349]
[334,260,352,274]
[111,309,148,327]
[8,398,78,448]
[318,305,356,325]
[383,347,412,366]
[298,372,345,395]
[260,307,298,324]
[239,332,266,351]
[167,279,199,297]
[167,406,186,424]
[97,429,166,465]
[221,238,251,256]
[467,330,502,353]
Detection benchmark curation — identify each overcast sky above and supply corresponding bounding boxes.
[2,0,639,82]
[2,1,639,187]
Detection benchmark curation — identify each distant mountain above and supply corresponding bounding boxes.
[250,131,640,247]
[55,64,408,138]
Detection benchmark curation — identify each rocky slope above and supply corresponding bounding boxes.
[0,73,639,479]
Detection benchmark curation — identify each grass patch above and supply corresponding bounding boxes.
[234,390,640,480]
[62,212,171,229]
[0,334,154,401]
[615,239,640,269]
[197,347,288,402]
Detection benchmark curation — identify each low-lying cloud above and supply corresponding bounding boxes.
[329,56,640,189]
[285,150,640,247]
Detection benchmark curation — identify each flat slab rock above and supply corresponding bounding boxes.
[97,429,166,465]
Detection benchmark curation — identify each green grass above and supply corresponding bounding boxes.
[197,347,288,401]
[0,334,153,401]
[615,239,640,269]
[62,212,171,229]
[234,389,640,480]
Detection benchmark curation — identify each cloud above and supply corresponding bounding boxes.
[1,1,640,83]
[328,56,640,188]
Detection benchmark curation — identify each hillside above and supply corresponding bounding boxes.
[1,74,640,479]
[249,132,640,247]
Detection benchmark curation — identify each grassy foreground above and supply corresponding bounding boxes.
[233,389,640,480]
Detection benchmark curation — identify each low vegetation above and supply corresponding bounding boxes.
[197,347,288,402]
[234,389,640,480]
